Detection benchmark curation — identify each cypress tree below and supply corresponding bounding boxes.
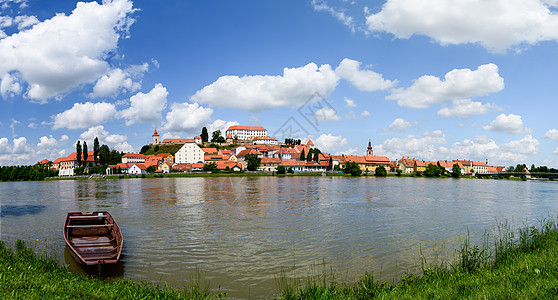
[76,141,82,167]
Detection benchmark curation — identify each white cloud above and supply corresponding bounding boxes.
[544,129,558,141]
[52,102,117,130]
[314,107,340,122]
[339,147,360,155]
[344,97,356,107]
[314,133,348,153]
[121,83,168,125]
[361,110,370,118]
[1,72,22,98]
[89,63,148,98]
[14,15,39,30]
[12,136,30,154]
[335,58,395,92]
[79,125,133,152]
[60,134,69,142]
[441,135,539,163]
[554,147,558,155]
[483,113,527,134]
[366,0,558,53]
[0,0,136,102]
[37,135,57,148]
[191,62,339,112]
[375,130,446,160]
[161,102,213,133]
[0,137,10,154]
[437,99,501,118]
[311,0,356,32]
[387,118,414,131]
[387,64,504,108]
[207,119,239,135]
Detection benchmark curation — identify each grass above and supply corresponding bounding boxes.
[4,219,558,299]
[275,219,558,299]
[0,240,218,299]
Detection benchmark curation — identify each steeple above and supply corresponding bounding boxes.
[152,129,160,145]
[366,139,373,156]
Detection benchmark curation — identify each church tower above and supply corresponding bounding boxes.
[366,139,373,156]
[152,129,160,145]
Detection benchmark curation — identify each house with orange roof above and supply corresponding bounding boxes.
[52,151,95,176]
[157,153,174,165]
[194,136,202,144]
[175,140,205,164]
[414,160,436,172]
[201,148,219,155]
[128,163,146,174]
[252,136,278,145]
[122,153,146,164]
[495,166,507,173]
[306,139,315,149]
[280,159,328,172]
[226,132,233,144]
[158,162,171,173]
[191,163,204,171]
[161,138,195,144]
[226,125,267,141]
[344,155,391,172]
[397,157,416,173]
[213,160,243,171]
[259,157,282,171]
[36,159,51,165]
[438,160,464,174]
[471,161,489,174]
[172,163,192,172]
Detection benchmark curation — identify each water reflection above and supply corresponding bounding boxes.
[1,178,558,298]
[1,204,46,217]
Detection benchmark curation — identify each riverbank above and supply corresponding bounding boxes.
[3,220,558,299]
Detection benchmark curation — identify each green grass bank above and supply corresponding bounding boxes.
[3,220,558,299]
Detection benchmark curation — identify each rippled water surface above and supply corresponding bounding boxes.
[1,177,558,298]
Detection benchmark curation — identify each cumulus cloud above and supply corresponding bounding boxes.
[344,97,356,107]
[0,0,136,102]
[121,83,168,125]
[483,113,527,134]
[387,118,414,131]
[437,99,501,118]
[37,135,57,148]
[191,62,339,112]
[374,130,446,160]
[0,136,40,165]
[311,0,356,32]
[59,134,69,142]
[52,102,117,130]
[544,129,558,141]
[314,133,348,153]
[79,125,133,152]
[0,72,22,98]
[361,110,370,118]
[366,0,558,53]
[161,102,213,133]
[335,58,395,92]
[207,119,239,135]
[314,107,340,122]
[89,63,148,98]
[14,15,39,30]
[554,147,558,155]
[387,64,504,108]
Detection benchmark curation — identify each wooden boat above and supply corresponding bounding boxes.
[63,211,123,266]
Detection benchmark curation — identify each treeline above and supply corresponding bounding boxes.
[0,165,58,182]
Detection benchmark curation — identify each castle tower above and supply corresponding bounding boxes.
[366,139,373,156]
[152,129,160,145]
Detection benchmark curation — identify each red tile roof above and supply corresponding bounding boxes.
[261,157,282,164]
[153,129,159,136]
[201,148,218,154]
[162,138,194,144]
[253,136,277,141]
[173,163,192,171]
[123,153,145,158]
[227,125,267,131]
[236,149,262,157]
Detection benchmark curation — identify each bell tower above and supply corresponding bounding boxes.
[366,139,373,156]
[152,129,160,145]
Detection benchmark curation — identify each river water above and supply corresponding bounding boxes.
[1,176,558,298]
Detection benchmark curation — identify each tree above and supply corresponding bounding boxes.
[93,137,100,164]
[211,130,222,143]
[146,165,156,173]
[245,154,261,171]
[452,163,461,178]
[276,165,286,174]
[424,163,441,177]
[83,141,88,167]
[153,145,159,153]
[530,164,536,172]
[140,145,150,154]
[516,164,526,173]
[287,167,294,174]
[396,169,402,176]
[343,161,362,176]
[76,141,82,167]
[109,149,122,165]
[300,149,305,161]
[375,166,387,176]
[203,162,217,171]
[201,127,209,143]
[508,166,515,172]
[99,144,110,165]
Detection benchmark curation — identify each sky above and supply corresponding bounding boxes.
[2,0,558,167]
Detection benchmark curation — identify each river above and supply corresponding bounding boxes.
[1,176,557,298]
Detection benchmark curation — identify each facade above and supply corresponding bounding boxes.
[175,141,205,164]
[259,157,282,171]
[194,136,202,144]
[472,161,489,174]
[152,130,160,145]
[122,153,146,164]
[252,136,278,145]
[397,158,415,173]
[128,164,146,174]
[225,125,267,141]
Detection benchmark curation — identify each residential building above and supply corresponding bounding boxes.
[128,164,146,174]
[157,153,174,165]
[225,125,267,141]
[122,153,146,164]
[252,136,278,145]
[259,157,282,171]
[397,158,415,173]
[175,141,205,164]
[162,138,195,144]
[194,136,202,144]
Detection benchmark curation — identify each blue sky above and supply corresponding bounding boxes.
[2,0,558,167]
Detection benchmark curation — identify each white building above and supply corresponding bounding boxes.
[128,164,146,174]
[225,125,267,141]
[122,153,146,164]
[175,141,205,164]
[252,136,278,145]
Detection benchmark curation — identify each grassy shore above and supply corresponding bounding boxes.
[3,220,558,299]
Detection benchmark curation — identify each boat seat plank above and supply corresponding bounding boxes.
[72,242,115,248]
[71,235,114,244]
[69,215,106,219]
[67,224,114,228]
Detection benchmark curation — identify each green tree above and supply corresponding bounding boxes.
[375,166,387,176]
[452,163,461,178]
[530,164,536,172]
[516,164,526,173]
[424,163,441,177]
[99,144,110,165]
[201,127,209,143]
[396,169,402,176]
[343,161,362,176]
[109,149,122,165]
[83,141,88,167]
[93,137,100,164]
[508,166,515,172]
[211,130,222,143]
[276,165,286,174]
[76,141,82,167]
[300,149,305,161]
[153,144,159,153]
[140,145,150,154]
[146,165,156,173]
[245,154,261,171]
[287,167,294,174]
[203,162,217,171]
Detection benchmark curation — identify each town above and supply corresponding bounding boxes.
[38,125,519,177]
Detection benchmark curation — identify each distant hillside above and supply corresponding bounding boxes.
[140,144,183,156]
